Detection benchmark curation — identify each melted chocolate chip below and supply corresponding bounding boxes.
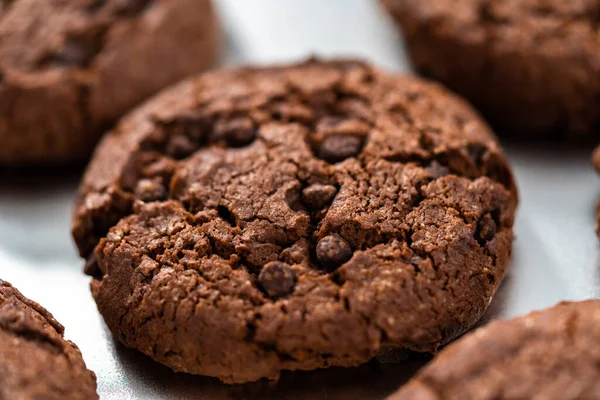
[301,184,337,209]
[467,142,488,167]
[316,234,353,270]
[215,117,256,147]
[258,262,296,298]
[134,178,167,202]
[84,255,102,278]
[41,25,107,68]
[166,134,198,159]
[318,135,363,163]
[476,213,497,244]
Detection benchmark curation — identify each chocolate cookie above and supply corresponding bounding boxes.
[72,59,517,383]
[382,0,600,139]
[389,300,600,399]
[0,0,219,165]
[0,280,97,399]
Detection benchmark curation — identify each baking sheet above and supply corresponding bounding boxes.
[1,1,599,399]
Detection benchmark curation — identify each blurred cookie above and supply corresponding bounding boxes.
[382,0,600,139]
[0,0,219,165]
[0,280,97,399]
[72,59,517,383]
[389,300,600,400]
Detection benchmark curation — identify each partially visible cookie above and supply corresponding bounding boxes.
[0,0,219,165]
[72,59,517,383]
[0,280,98,399]
[382,0,600,139]
[388,300,600,400]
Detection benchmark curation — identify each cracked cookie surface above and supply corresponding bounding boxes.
[0,0,219,165]
[0,280,98,400]
[382,0,600,139]
[389,300,600,400]
[72,59,517,383]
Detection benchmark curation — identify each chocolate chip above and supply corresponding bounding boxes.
[134,178,167,202]
[316,234,353,270]
[476,213,497,244]
[258,262,296,298]
[425,161,450,179]
[318,135,363,163]
[166,134,198,159]
[301,184,337,209]
[42,25,107,68]
[84,255,102,278]
[215,117,256,147]
[467,142,488,166]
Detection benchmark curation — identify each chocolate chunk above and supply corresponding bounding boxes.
[166,134,198,159]
[134,178,167,202]
[316,234,353,270]
[44,25,108,68]
[215,117,256,147]
[301,184,337,209]
[476,213,497,243]
[318,135,363,163]
[258,262,296,298]
[467,142,487,166]
[83,255,102,277]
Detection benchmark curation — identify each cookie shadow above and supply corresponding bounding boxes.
[0,164,85,262]
[112,338,430,400]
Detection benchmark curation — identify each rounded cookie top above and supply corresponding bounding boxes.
[389,300,600,400]
[0,0,218,164]
[72,59,517,383]
[0,280,98,400]
[382,0,600,138]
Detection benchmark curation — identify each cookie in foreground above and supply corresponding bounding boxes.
[0,280,98,399]
[72,59,517,383]
[0,0,219,165]
[388,300,600,400]
[382,0,600,139]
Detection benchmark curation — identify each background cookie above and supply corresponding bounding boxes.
[0,280,98,399]
[389,300,600,400]
[72,59,517,383]
[382,0,600,139]
[0,0,219,165]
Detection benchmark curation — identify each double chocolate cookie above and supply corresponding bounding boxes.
[0,280,97,399]
[0,0,219,165]
[382,0,600,139]
[389,300,600,399]
[72,59,517,383]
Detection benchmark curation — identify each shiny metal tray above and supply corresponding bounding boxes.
[1,1,598,399]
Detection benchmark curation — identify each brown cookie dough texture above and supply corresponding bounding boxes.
[0,0,219,165]
[382,0,600,139]
[389,300,600,400]
[72,59,518,383]
[0,280,98,400]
